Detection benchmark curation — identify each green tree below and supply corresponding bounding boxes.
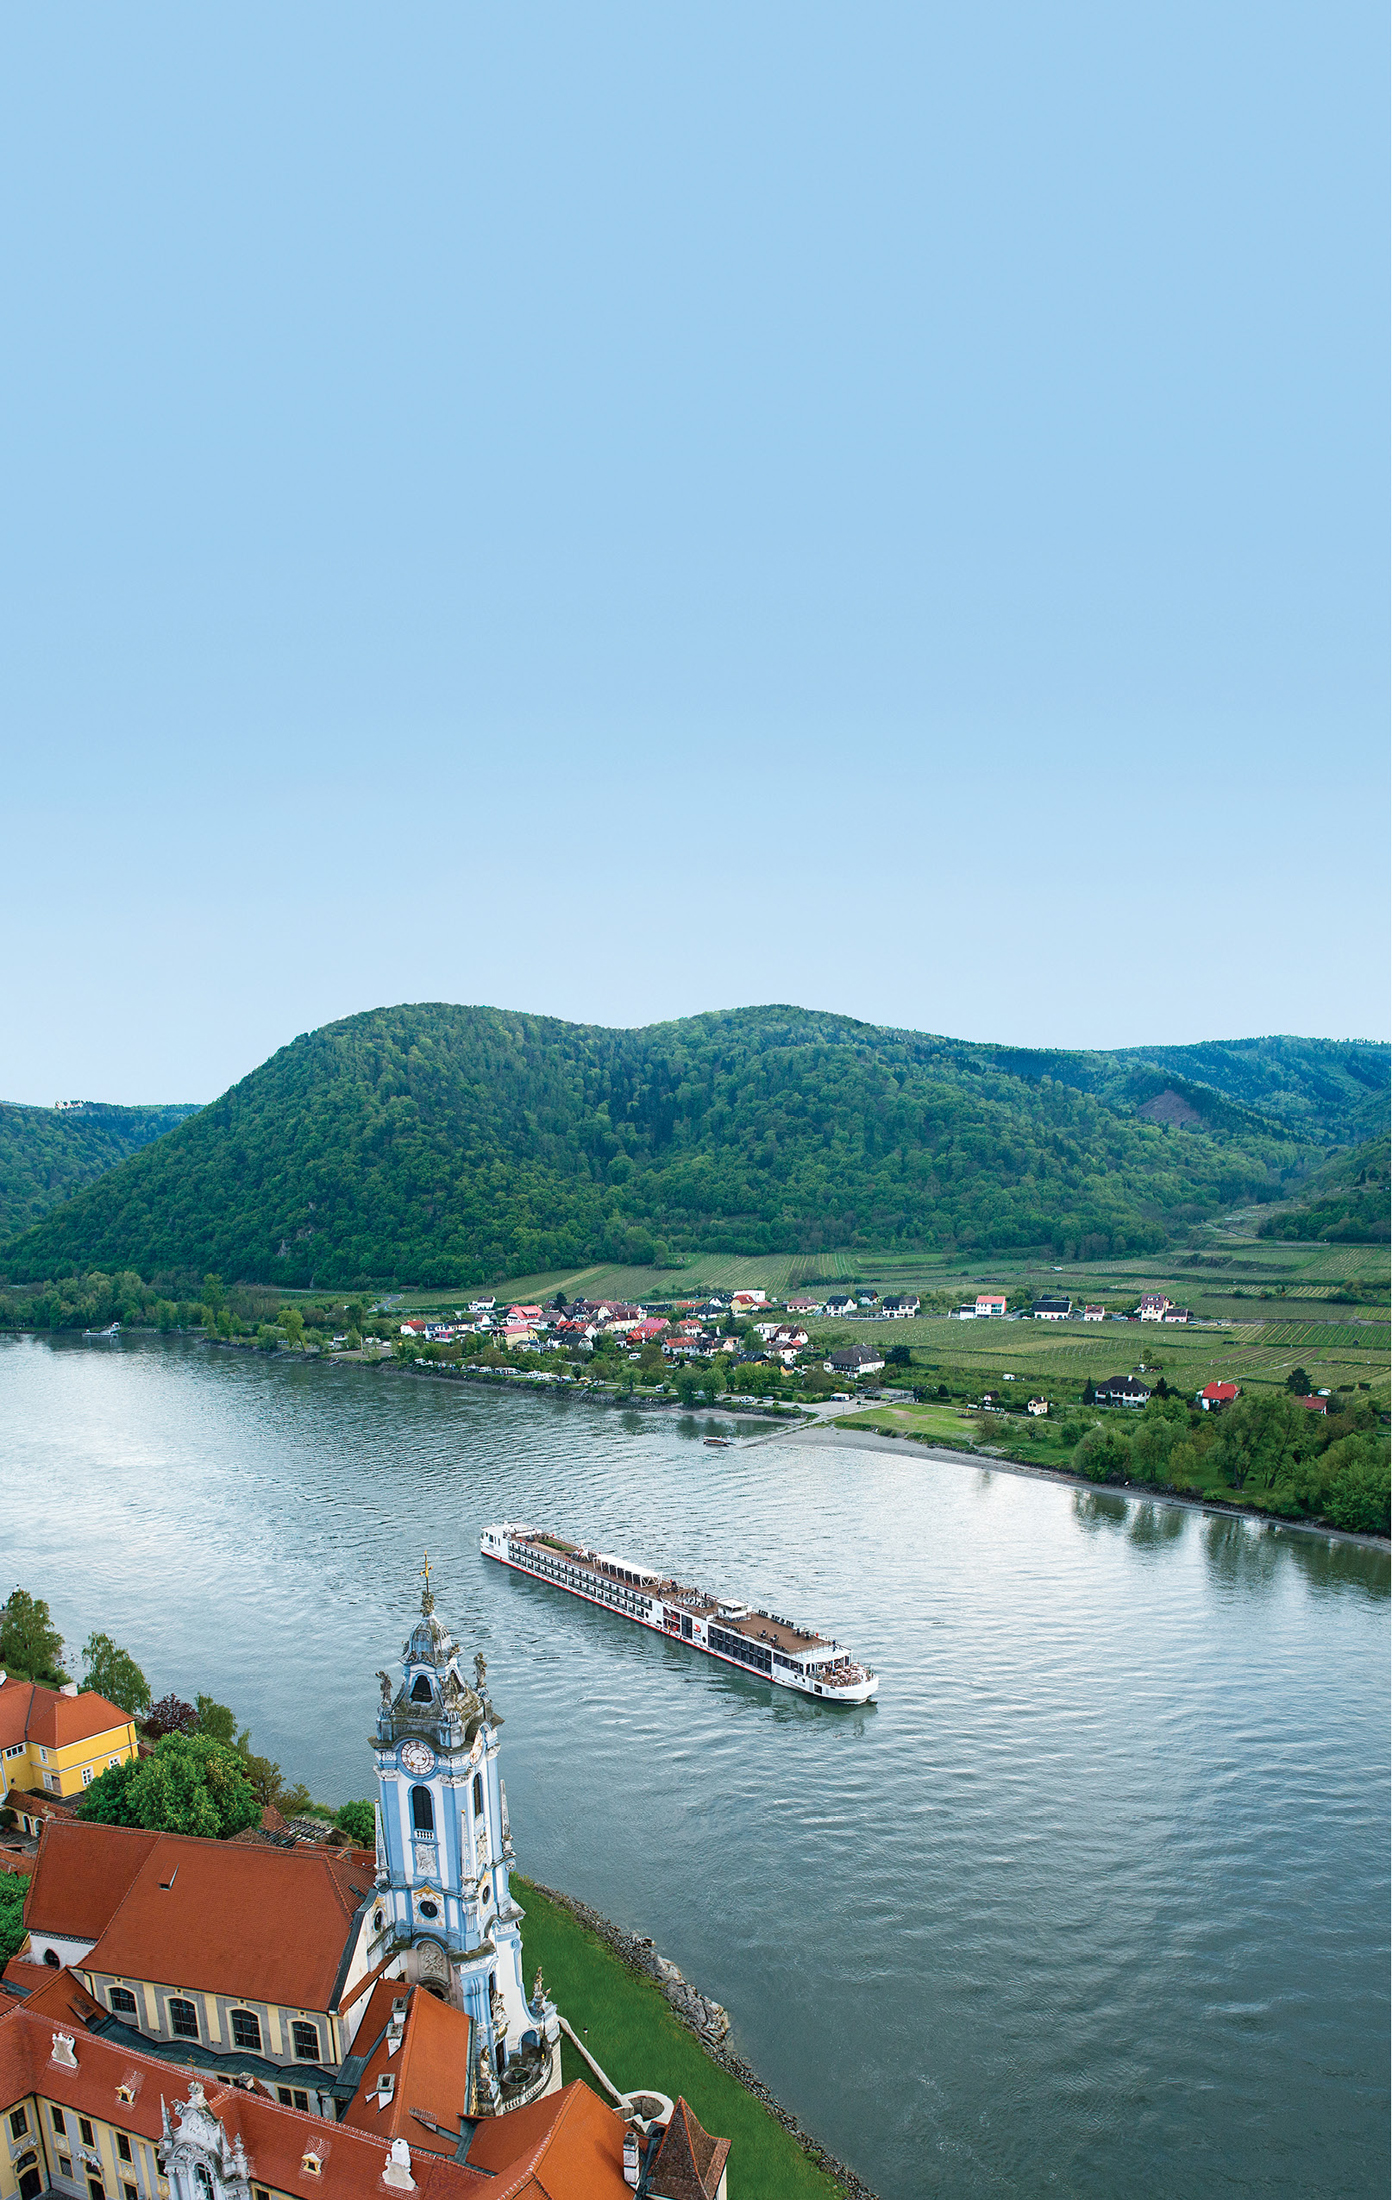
[0,1588,65,1683]
[1073,1422,1133,1483]
[280,1307,305,1348]
[0,1875,28,1965]
[1285,1367,1313,1395]
[202,1273,225,1314]
[79,1732,259,1838]
[334,1799,377,1846]
[196,1694,239,1746]
[673,1367,701,1408]
[1210,1392,1311,1492]
[80,1633,151,1717]
[1322,1434,1391,1535]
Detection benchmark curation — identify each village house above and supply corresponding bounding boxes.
[1027,1398,1049,1416]
[824,1294,857,1318]
[1198,1382,1240,1411]
[881,1295,920,1318]
[825,1347,885,1379]
[1294,1394,1328,1414]
[1138,1295,1171,1322]
[1094,1376,1152,1408]
[1161,1306,1191,1325]
[729,1291,767,1314]
[1032,1297,1072,1321]
[0,1681,140,1812]
[1083,1305,1106,1322]
[975,1293,1007,1319]
[626,1319,670,1350]
[784,1298,823,1315]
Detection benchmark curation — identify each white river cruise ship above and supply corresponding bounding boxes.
[480,1521,879,1703]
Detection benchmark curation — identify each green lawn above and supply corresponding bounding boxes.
[514,1878,848,2198]
[833,1398,1079,1469]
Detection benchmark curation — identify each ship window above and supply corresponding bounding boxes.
[411,1784,435,1832]
[410,1675,433,1702]
[472,1772,483,1814]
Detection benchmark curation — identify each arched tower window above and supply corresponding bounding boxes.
[472,1772,484,1815]
[410,1674,433,1702]
[194,2165,214,2200]
[411,1785,435,1833]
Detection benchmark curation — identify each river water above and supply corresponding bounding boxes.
[1,1334,1387,2198]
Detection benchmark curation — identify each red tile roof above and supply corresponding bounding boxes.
[24,1820,160,1941]
[648,2096,731,2200]
[465,2079,629,2200]
[340,1981,472,2148]
[0,1678,136,1752]
[1201,1382,1240,1404]
[30,1821,374,2010]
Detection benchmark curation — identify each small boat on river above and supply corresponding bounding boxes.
[82,1322,121,1339]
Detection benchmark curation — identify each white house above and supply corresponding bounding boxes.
[975,1293,1007,1318]
[1032,1297,1072,1321]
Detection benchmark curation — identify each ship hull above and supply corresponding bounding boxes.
[480,1524,878,1704]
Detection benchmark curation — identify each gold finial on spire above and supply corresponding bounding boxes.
[420,1549,435,1614]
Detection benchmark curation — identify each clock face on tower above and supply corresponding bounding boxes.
[399,1739,436,1776]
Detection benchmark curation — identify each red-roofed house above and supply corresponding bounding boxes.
[1198,1382,1241,1412]
[0,1678,140,1810]
[1295,1395,1328,1414]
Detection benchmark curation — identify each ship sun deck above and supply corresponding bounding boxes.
[490,1523,876,1696]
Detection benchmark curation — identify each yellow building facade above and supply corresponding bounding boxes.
[0,1680,139,1808]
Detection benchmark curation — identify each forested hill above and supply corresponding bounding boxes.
[1,1006,1386,1288]
[0,1101,201,1242]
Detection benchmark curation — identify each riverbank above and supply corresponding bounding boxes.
[514,1877,879,2200]
[778,1420,1392,1552]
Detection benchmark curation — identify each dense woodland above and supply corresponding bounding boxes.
[0,1101,199,1240]
[1,1007,1387,1288]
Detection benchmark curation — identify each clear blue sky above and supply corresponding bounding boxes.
[3,4,1386,1104]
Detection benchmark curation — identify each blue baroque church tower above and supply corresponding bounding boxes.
[372,1561,559,2111]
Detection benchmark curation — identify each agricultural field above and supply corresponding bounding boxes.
[390,1229,1388,1410]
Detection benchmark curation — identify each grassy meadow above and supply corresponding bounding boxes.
[514,1877,847,2198]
